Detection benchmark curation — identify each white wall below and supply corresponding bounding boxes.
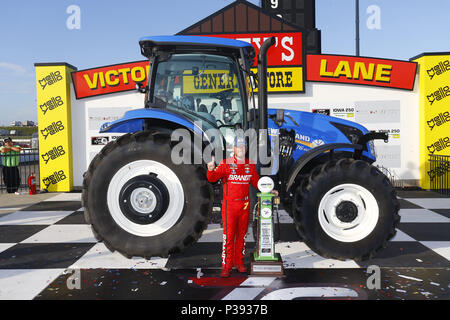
[70,84,144,187]
[69,80,420,188]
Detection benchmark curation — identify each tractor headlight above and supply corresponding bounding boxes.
[330,122,363,144]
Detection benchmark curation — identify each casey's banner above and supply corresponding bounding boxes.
[307,55,417,90]
[72,61,149,99]
[201,32,304,67]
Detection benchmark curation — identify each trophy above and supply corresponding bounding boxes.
[251,176,284,276]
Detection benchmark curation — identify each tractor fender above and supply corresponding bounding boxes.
[99,108,216,145]
[99,108,220,165]
[100,108,202,134]
[285,143,363,192]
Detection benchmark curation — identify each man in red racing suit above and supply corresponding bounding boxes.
[207,137,277,277]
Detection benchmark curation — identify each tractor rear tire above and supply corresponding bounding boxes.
[292,158,400,261]
[82,129,213,258]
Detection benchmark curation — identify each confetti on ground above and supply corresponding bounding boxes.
[398,275,423,282]
[430,282,440,286]
[420,291,432,297]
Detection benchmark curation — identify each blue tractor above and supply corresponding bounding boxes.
[83,36,400,261]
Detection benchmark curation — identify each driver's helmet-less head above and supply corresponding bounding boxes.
[234,136,247,148]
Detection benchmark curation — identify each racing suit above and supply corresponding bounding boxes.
[207,156,259,271]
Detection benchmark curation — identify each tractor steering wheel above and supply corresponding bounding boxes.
[217,121,241,130]
[209,88,234,101]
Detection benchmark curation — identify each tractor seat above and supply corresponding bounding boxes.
[198,104,208,113]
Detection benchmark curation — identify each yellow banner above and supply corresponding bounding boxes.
[413,54,450,189]
[183,70,238,94]
[182,67,304,94]
[252,66,304,93]
[35,63,75,192]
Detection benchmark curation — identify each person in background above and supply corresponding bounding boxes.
[1,137,22,194]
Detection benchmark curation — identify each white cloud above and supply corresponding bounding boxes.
[0,62,27,75]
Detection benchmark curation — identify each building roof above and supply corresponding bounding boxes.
[139,35,253,50]
[177,0,302,34]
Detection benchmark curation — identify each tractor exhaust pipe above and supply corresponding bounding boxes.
[257,37,276,174]
[257,37,276,131]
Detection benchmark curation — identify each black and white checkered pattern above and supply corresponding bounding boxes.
[0,191,448,299]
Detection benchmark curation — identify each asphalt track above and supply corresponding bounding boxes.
[0,190,448,300]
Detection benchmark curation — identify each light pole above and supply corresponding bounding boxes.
[355,0,360,56]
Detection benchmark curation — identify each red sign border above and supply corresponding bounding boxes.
[306,53,418,91]
[71,60,149,100]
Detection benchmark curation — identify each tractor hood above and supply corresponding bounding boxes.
[267,108,376,161]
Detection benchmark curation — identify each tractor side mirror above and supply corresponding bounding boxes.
[135,81,147,93]
[276,109,285,126]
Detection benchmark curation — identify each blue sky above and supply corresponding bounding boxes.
[0,0,449,125]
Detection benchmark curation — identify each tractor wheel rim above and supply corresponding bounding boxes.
[107,160,184,237]
[130,187,157,214]
[318,184,379,243]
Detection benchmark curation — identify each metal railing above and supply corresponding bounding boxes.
[429,154,450,197]
[0,148,40,194]
[376,165,404,189]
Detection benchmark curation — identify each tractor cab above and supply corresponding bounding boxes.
[139,36,258,151]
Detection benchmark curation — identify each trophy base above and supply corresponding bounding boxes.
[250,253,284,276]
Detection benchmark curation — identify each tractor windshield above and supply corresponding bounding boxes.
[152,54,245,130]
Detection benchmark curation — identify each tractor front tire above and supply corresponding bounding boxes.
[82,130,213,258]
[293,158,400,261]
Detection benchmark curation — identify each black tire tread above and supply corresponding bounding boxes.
[293,158,400,261]
[82,129,212,259]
